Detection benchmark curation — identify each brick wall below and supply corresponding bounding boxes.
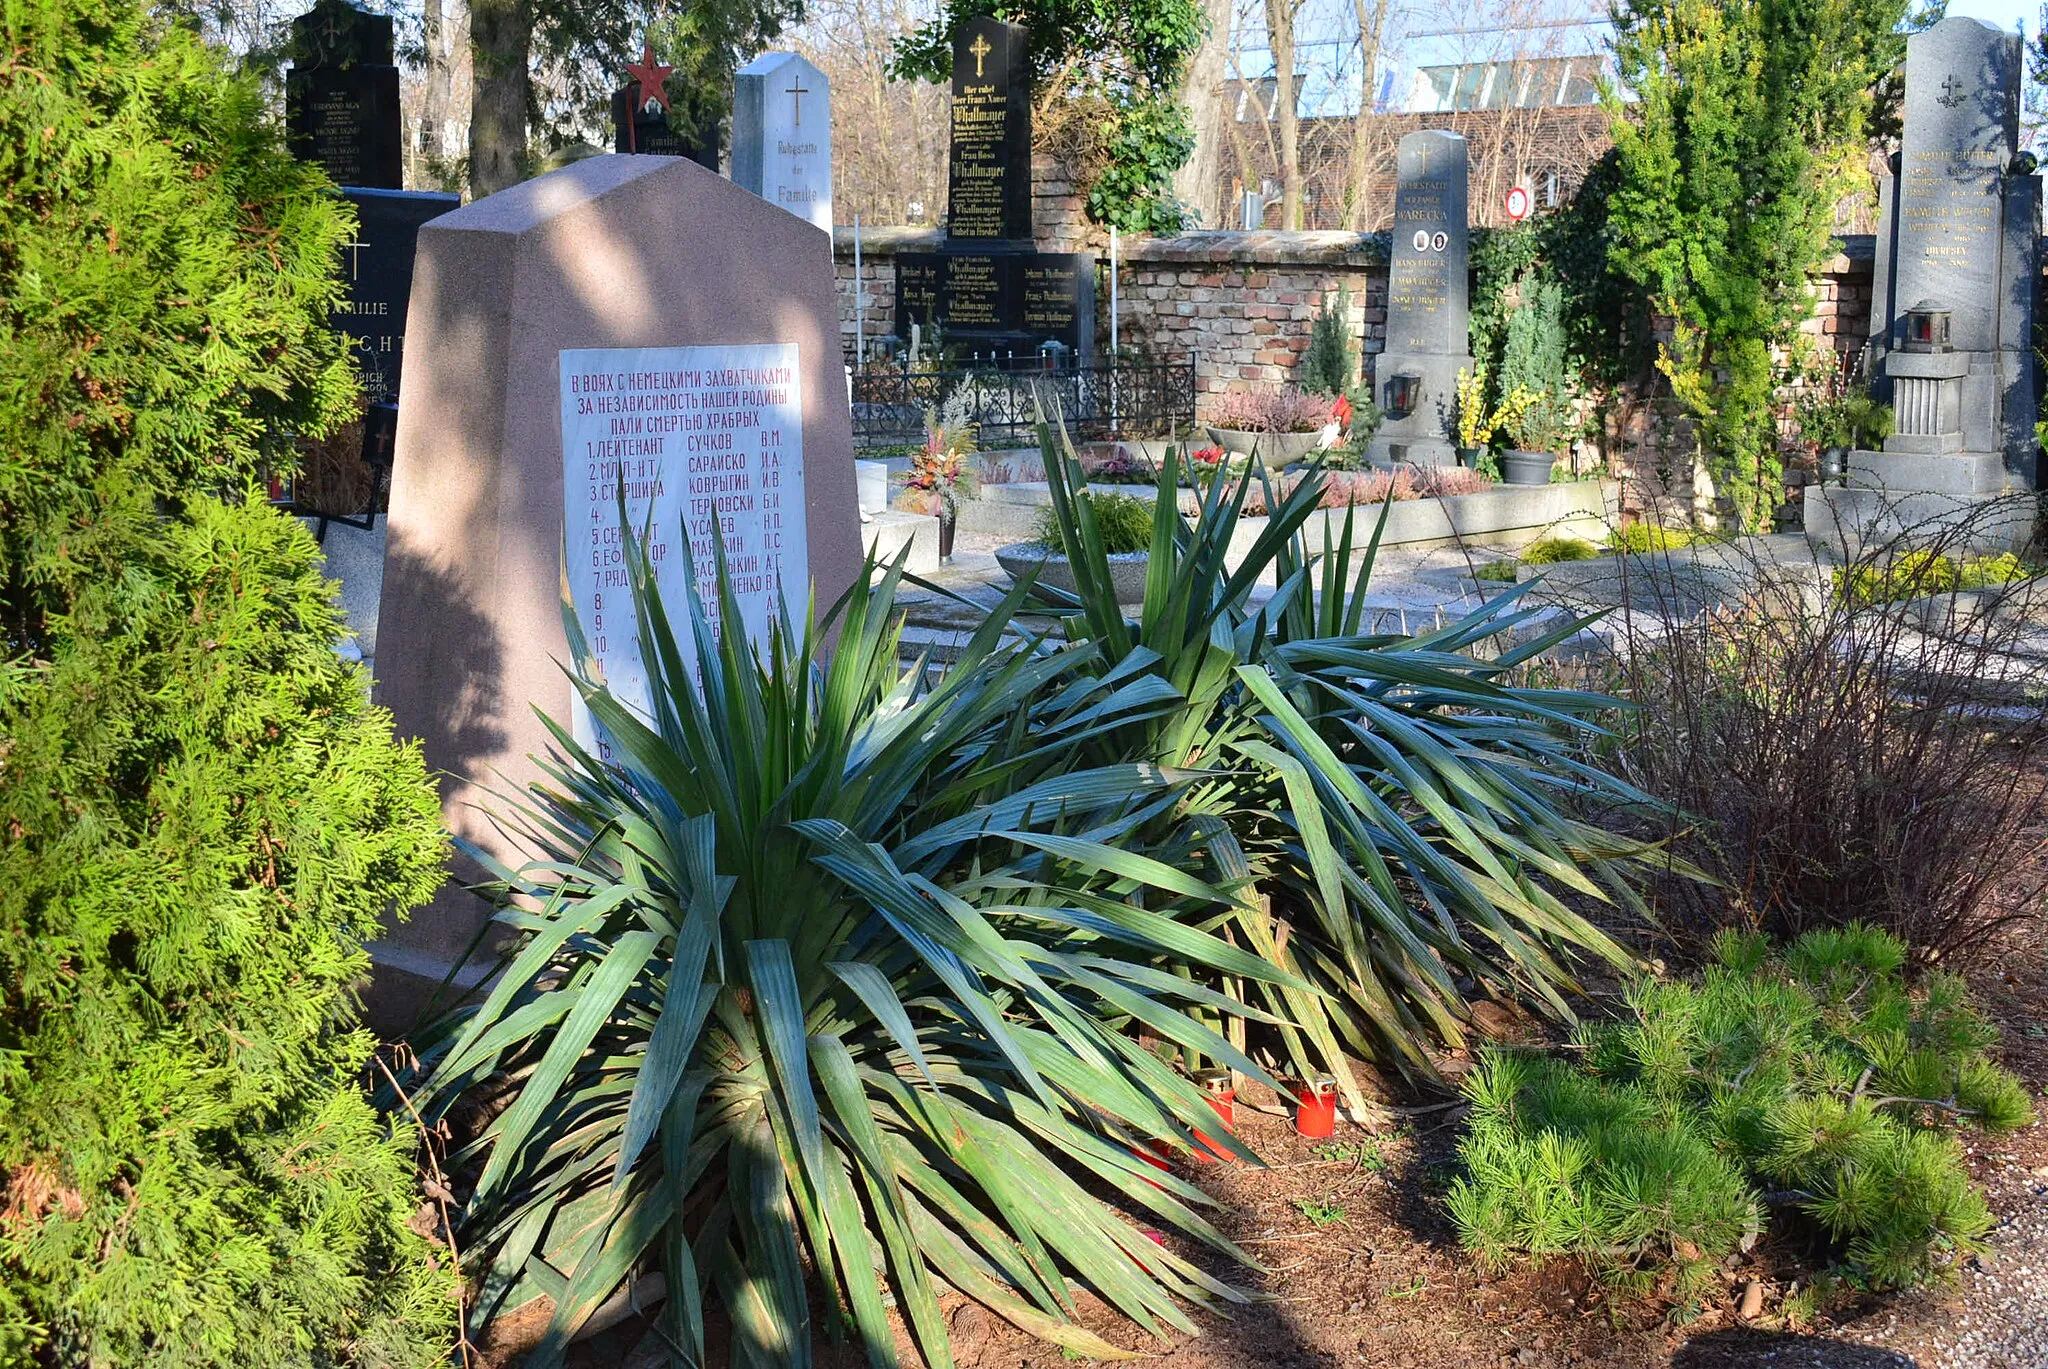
[834,228,1884,429]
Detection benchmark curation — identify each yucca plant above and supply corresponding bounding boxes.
[416,535,1310,1368]
[1027,417,1666,1101]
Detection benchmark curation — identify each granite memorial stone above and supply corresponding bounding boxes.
[1368,130,1472,467]
[732,52,833,233]
[285,0,402,190]
[372,155,861,1012]
[1810,16,2040,548]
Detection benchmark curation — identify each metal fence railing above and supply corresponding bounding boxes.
[848,357,1198,451]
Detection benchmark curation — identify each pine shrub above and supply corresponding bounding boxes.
[1300,286,1355,396]
[1448,926,2032,1295]
[0,0,455,1361]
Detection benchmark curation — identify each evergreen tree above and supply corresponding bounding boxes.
[1299,286,1355,396]
[1605,0,1907,530]
[0,1,454,1362]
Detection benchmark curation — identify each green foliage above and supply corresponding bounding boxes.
[1300,287,1357,396]
[2,500,455,1367]
[1835,549,2032,605]
[1521,536,1604,564]
[1606,0,1909,531]
[420,550,1293,1365]
[1496,278,1579,456]
[1448,927,2031,1293]
[1473,559,1520,583]
[0,2,454,1360]
[1036,491,1155,553]
[892,0,1205,230]
[1607,522,1710,554]
[1029,423,1669,1104]
[644,0,806,163]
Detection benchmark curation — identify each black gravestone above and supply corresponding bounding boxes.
[888,17,1097,368]
[338,188,460,409]
[945,16,1033,245]
[611,47,721,170]
[285,0,402,190]
[892,251,1094,360]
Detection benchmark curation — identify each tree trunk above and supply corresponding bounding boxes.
[1172,0,1232,229]
[1264,0,1301,229]
[468,0,531,198]
[1343,0,1389,229]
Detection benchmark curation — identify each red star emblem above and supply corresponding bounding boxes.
[625,45,672,114]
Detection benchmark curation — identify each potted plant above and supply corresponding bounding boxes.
[1206,389,1340,469]
[1795,359,1893,486]
[996,490,1156,602]
[895,409,977,560]
[1499,385,1570,485]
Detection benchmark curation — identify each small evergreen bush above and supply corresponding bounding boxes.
[1448,926,2032,1296]
[1521,536,1604,564]
[1036,491,1156,554]
[1608,521,1709,555]
[0,0,455,1360]
[1300,287,1356,395]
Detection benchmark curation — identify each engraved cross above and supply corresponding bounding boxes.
[969,33,992,78]
[1939,74,1967,107]
[343,238,368,281]
[786,74,810,125]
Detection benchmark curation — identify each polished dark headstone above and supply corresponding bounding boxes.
[893,251,1094,360]
[337,188,459,407]
[945,16,1033,245]
[285,0,401,189]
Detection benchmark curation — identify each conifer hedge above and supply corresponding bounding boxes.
[0,1,454,1362]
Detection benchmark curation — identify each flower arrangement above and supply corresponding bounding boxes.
[897,409,978,513]
[1454,366,1496,449]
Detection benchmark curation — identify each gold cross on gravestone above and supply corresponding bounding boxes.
[786,74,810,125]
[969,33,992,78]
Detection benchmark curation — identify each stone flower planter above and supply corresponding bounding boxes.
[1206,427,1324,470]
[1502,449,1557,486]
[995,542,1151,603]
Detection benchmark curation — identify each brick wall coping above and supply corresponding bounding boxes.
[835,225,1882,273]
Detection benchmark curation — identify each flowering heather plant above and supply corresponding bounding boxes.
[1211,388,1336,434]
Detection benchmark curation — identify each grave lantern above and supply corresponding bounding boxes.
[1038,340,1069,371]
[1385,370,1422,421]
[1903,300,1951,354]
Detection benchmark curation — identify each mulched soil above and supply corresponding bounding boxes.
[525,932,2046,1369]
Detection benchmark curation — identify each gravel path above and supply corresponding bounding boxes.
[1840,1157,2048,1369]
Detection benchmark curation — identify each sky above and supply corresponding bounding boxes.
[1946,0,2035,35]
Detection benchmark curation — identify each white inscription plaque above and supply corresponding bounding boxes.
[560,343,806,755]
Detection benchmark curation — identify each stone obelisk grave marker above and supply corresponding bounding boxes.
[371,154,861,1007]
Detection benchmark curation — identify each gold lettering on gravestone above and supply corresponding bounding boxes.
[947,257,1002,327]
[948,81,1011,237]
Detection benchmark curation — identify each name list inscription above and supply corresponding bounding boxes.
[560,343,807,756]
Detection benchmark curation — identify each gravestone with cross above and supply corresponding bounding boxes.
[732,52,833,234]
[282,1,455,506]
[372,153,862,1019]
[285,0,402,189]
[1366,130,1472,467]
[611,44,720,169]
[1812,16,2040,549]
[889,16,1095,366]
